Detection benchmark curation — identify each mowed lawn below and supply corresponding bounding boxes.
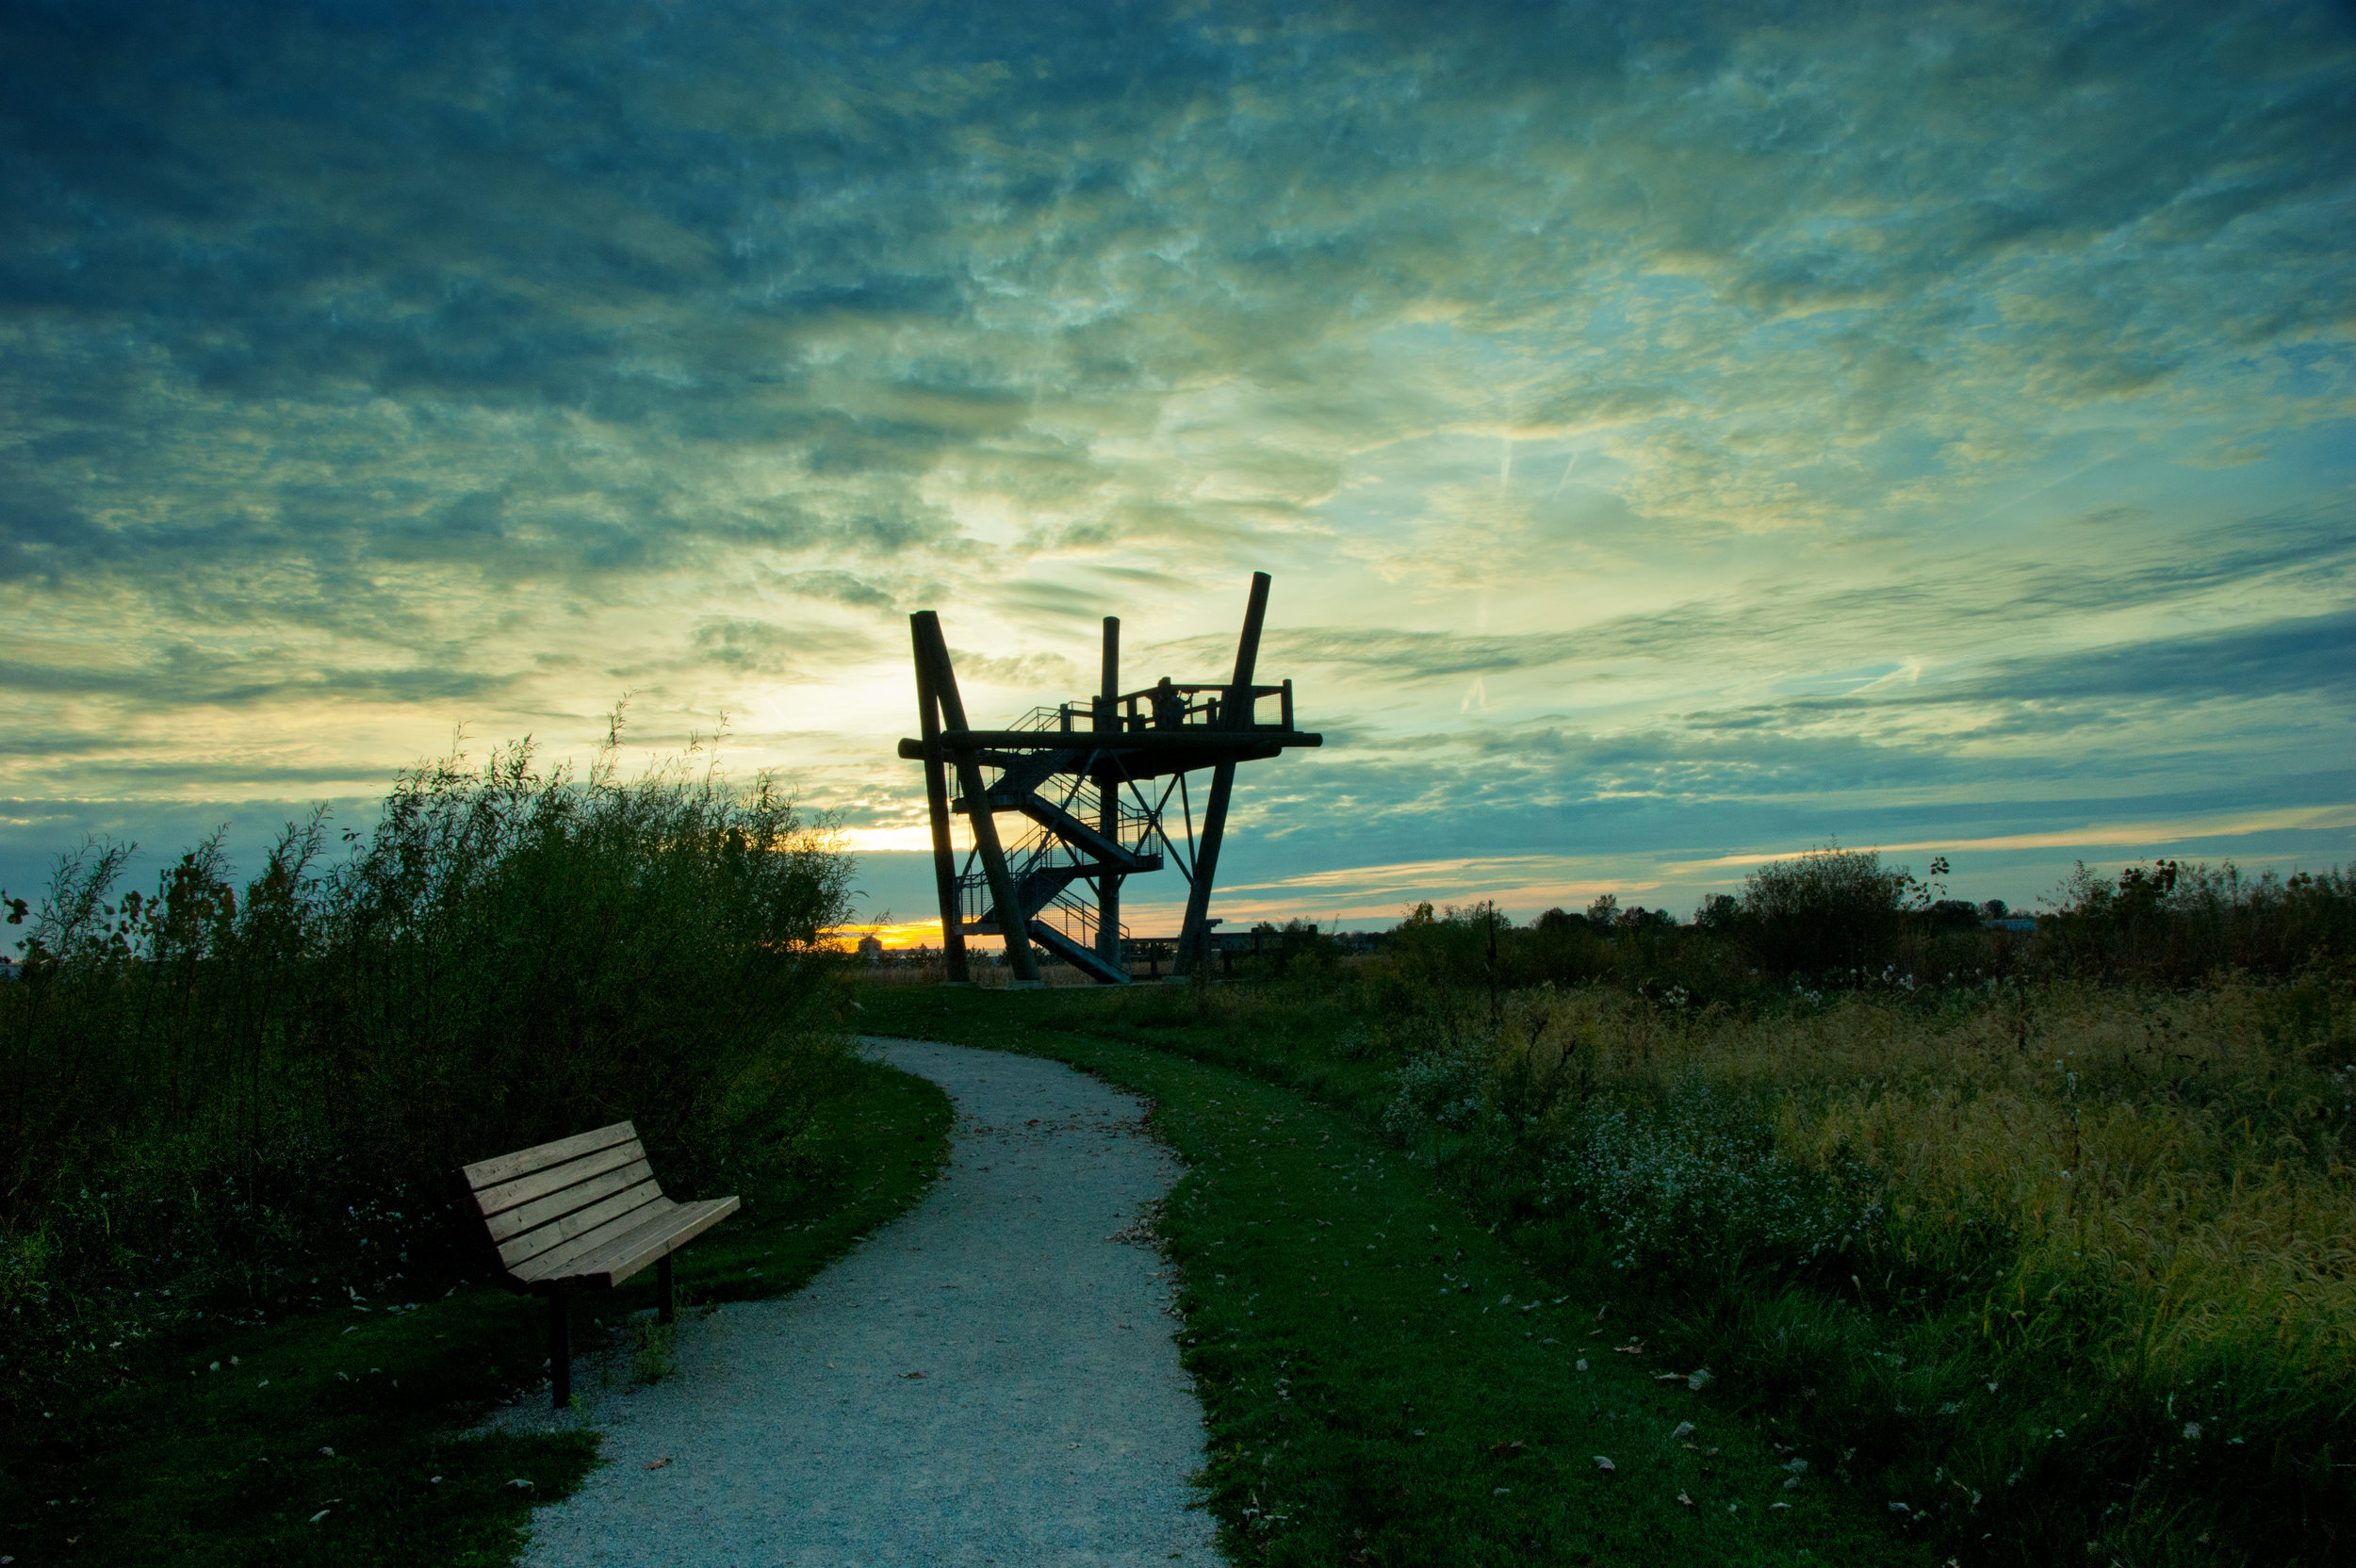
[860,989,1928,1568]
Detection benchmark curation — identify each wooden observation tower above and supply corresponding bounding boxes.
[897,572,1321,986]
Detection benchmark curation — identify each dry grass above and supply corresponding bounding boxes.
[1501,982,2356,1389]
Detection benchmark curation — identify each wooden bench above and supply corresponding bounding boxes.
[458,1120,739,1409]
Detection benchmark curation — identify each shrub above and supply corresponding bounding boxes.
[1735,843,1940,978]
[0,727,854,1430]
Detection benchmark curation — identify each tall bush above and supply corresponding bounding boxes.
[1735,843,1941,978]
[0,732,853,1382]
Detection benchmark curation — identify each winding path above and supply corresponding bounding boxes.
[498,1036,1219,1567]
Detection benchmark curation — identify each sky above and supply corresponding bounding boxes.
[4,0,2352,941]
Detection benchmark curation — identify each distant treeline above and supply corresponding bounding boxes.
[1242,847,2356,999]
[0,735,854,1431]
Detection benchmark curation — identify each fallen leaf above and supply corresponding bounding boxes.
[1677,1493,1693,1507]
[1593,1456,1615,1473]
[901,1371,926,1380]
[1687,1367,1714,1391]
[308,1511,330,1525]
[509,1478,534,1490]
[645,1458,672,1470]
[1671,1422,1695,1441]
[1488,1440,1525,1457]
[1888,1501,1911,1514]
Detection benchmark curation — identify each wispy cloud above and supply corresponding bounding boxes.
[2,0,2349,915]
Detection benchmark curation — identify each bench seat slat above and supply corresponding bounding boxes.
[513,1200,682,1287]
[484,1158,656,1244]
[510,1193,678,1282]
[526,1197,742,1292]
[498,1180,666,1270]
[473,1140,646,1220]
[462,1121,637,1191]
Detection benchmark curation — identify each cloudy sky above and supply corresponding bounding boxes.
[4,0,2351,938]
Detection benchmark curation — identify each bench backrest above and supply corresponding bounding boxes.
[459,1121,669,1282]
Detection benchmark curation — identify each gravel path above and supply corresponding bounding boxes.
[491,1036,1219,1567]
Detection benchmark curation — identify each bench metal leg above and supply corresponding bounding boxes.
[548,1291,572,1411]
[657,1253,676,1326]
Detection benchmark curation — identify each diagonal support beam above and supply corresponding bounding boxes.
[1175,571,1270,976]
[910,616,970,984]
[911,612,1042,986]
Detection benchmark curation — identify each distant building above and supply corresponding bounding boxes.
[857,934,884,964]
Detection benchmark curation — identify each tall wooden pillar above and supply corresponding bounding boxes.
[910,612,1042,986]
[1175,572,1270,976]
[1095,616,1122,971]
[910,615,970,984]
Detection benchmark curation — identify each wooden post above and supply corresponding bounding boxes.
[911,612,1043,987]
[1096,615,1121,970]
[548,1291,572,1410]
[911,615,971,984]
[657,1252,676,1326]
[1176,573,1270,976]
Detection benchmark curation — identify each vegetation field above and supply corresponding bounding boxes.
[863,853,2354,1567]
[2,729,958,1565]
[8,776,2348,1568]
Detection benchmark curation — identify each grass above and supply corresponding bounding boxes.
[859,985,1932,1567]
[859,963,2354,1567]
[2,1054,953,1567]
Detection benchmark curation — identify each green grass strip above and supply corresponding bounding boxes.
[8,1056,953,1567]
[861,988,1929,1567]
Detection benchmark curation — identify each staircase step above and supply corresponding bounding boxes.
[1027,920,1130,985]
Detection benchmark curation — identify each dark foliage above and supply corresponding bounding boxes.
[0,731,855,1448]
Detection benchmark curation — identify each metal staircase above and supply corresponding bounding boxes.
[954,769,1159,984]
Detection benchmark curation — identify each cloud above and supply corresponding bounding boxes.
[0,0,2348,903]
[690,619,880,678]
